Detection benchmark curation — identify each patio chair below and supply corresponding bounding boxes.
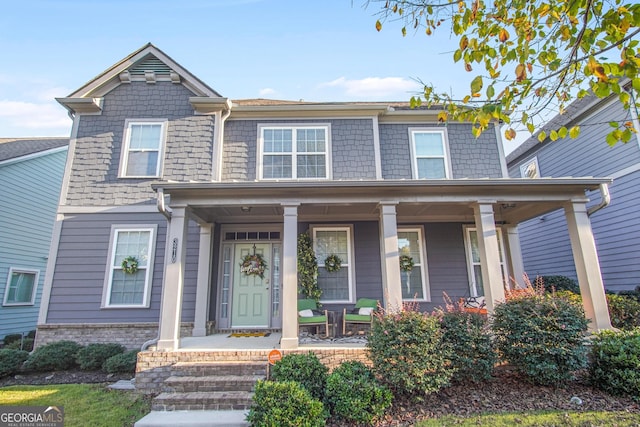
[298,299,329,337]
[342,297,378,335]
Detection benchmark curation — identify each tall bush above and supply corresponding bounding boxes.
[440,310,496,383]
[270,352,328,401]
[297,232,321,301]
[368,307,454,398]
[493,293,588,386]
[247,380,326,427]
[325,361,392,424]
[590,328,640,400]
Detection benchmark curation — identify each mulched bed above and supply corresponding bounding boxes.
[0,370,133,387]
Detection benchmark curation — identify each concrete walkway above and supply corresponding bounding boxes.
[135,410,249,427]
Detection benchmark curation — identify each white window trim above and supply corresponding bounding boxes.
[101,224,157,308]
[312,225,355,304]
[463,225,509,298]
[408,127,452,179]
[519,156,540,178]
[3,268,39,306]
[398,227,431,302]
[257,123,332,180]
[118,119,167,178]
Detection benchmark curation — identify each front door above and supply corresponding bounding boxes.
[231,243,270,328]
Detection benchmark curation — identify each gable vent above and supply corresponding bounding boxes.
[128,55,172,76]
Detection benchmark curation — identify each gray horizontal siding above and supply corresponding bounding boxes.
[66,82,215,206]
[222,119,377,181]
[380,123,503,179]
[0,149,67,337]
[46,212,199,324]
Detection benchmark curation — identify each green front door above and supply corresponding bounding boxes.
[231,243,270,328]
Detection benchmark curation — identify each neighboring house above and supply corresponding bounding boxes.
[37,43,613,351]
[507,93,640,293]
[0,138,68,339]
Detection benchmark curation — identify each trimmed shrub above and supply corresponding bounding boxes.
[103,350,139,374]
[270,352,328,401]
[606,294,640,330]
[2,334,23,346]
[493,293,589,386]
[246,380,326,427]
[24,341,83,372]
[4,338,34,352]
[77,343,126,371]
[539,275,580,294]
[440,310,497,383]
[0,349,29,378]
[590,328,640,400]
[618,286,640,302]
[368,308,454,398]
[325,361,392,424]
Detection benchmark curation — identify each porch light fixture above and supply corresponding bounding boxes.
[240,206,252,213]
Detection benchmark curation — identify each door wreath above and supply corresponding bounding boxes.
[121,256,139,274]
[399,255,414,272]
[240,253,267,279]
[324,254,343,272]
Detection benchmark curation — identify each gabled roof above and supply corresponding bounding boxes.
[58,43,223,115]
[0,137,69,163]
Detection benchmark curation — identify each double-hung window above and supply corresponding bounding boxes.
[3,268,39,306]
[120,120,166,178]
[398,228,430,301]
[409,128,450,179]
[463,226,509,297]
[313,227,353,303]
[259,125,330,179]
[103,226,156,308]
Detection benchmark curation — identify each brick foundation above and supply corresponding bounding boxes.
[35,323,194,350]
[136,347,369,394]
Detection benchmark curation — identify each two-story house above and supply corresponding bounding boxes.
[0,138,68,340]
[36,43,612,353]
[507,92,640,293]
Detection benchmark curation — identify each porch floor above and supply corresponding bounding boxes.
[178,332,367,350]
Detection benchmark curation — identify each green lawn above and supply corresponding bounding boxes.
[0,384,151,427]
[416,410,640,426]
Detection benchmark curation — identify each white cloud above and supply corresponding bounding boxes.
[320,76,421,99]
[258,87,277,97]
[0,100,71,136]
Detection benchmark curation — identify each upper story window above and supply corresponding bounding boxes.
[3,268,39,306]
[409,128,451,179]
[519,157,540,178]
[120,120,167,178]
[258,125,330,180]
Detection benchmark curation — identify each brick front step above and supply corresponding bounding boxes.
[163,375,261,393]
[151,391,254,411]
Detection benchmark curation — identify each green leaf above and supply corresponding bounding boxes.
[538,131,547,142]
[550,130,558,141]
[453,49,462,63]
[569,126,580,138]
[470,76,483,94]
[558,126,568,139]
[606,132,618,146]
[609,121,619,128]
[486,85,495,99]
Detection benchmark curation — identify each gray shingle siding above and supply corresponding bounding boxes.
[380,123,503,179]
[66,82,215,206]
[46,212,199,323]
[222,119,376,181]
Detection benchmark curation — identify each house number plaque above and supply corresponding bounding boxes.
[171,238,178,263]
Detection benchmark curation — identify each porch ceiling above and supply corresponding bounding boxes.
[154,178,611,225]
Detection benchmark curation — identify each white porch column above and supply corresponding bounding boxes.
[473,203,505,312]
[505,226,525,287]
[564,202,613,331]
[157,206,189,350]
[379,202,403,312]
[192,223,212,337]
[281,204,299,349]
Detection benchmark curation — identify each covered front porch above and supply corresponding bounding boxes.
[151,178,613,351]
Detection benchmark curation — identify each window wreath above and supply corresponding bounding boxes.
[121,256,139,275]
[240,253,268,279]
[324,254,342,272]
[399,254,414,272]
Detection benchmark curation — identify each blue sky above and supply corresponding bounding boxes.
[0,0,523,154]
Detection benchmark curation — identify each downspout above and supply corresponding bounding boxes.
[213,105,232,181]
[142,187,172,350]
[587,183,611,216]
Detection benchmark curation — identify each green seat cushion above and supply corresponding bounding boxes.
[344,313,372,322]
[299,315,327,324]
[298,299,319,311]
[354,298,378,309]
